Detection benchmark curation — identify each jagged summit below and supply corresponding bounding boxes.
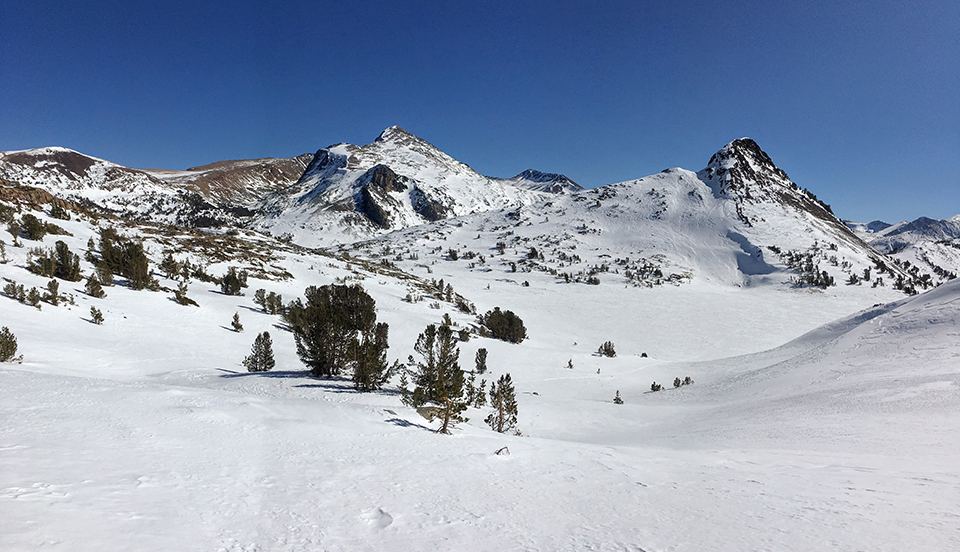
[701,138,790,197]
[375,125,416,143]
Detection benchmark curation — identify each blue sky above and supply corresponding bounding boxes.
[2,1,957,223]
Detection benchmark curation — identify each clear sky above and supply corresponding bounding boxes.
[2,1,957,223]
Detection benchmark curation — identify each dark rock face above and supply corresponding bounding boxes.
[357,186,391,228]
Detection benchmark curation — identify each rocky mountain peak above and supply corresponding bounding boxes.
[374,125,417,144]
[701,138,790,195]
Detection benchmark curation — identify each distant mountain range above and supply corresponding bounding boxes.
[1,127,952,292]
[847,215,960,283]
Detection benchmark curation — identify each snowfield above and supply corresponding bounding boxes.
[1,209,958,551]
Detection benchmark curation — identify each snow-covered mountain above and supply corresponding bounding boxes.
[346,137,916,295]
[0,147,311,227]
[2,173,956,551]
[847,215,960,284]
[250,126,572,246]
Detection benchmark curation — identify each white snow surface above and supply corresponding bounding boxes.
[2,206,958,551]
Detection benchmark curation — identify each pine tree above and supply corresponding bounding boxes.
[27,287,41,309]
[289,284,379,378]
[90,306,104,325]
[613,390,623,404]
[243,331,276,372]
[475,347,488,374]
[350,322,393,391]
[405,323,467,434]
[45,279,60,306]
[485,373,518,434]
[0,326,18,362]
[85,275,106,298]
[253,288,267,311]
[220,266,247,296]
[231,312,243,332]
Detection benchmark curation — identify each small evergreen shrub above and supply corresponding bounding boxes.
[220,266,247,296]
[85,276,106,298]
[597,341,616,357]
[0,326,18,362]
[613,390,623,404]
[231,312,243,332]
[243,331,276,372]
[481,307,526,343]
[475,348,488,374]
[650,381,662,392]
[90,306,104,325]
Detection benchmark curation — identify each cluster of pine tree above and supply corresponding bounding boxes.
[480,307,527,343]
[27,241,81,281]
[287,284,393,391]
[253,289,284,314]
[97,228,154,290]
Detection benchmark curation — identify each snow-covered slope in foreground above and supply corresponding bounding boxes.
[2,208,957,551]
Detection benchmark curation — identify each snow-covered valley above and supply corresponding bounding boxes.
[1,133,958,551]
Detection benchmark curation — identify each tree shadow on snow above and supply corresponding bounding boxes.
[384,417,433,431]
[217,369,306,379]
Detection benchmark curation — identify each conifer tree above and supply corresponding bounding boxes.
[243,331,276,372]
[475,347,488,374]
[90,306,104,325]
[0,326,18,362]
[614,390,623,404]
[231,312,243,332]
[45,279,60,306]
[350,322,393,391]
[253,288,267,311]
[289,284,383,382]
[485,373,518,434]
[27,287,41,309]
[85,275,106,298]
[404,323,467,434]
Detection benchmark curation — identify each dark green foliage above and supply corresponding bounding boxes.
[475,347,488,374]
[27,287,41,309]
[243,331,276,372]
[481,307,527,343]
[174,281,198,306]
[220,266,247,296]
[20,214,46,240]
[598,341,616,357]
[98,228,152,290]
[614,390,623,404]
[651,381,662,392]
[90,306,104,325]
[674,377,682,388]
[0,326,18,362]
[2,282,17,299]
[85,275,106,298]
[266,292,283,315]
[485,373,518,434]
[231,312,243,332]
[159,253,182,280]
[54,241,81,281]
[96,262,114,287]
[404,323,467,434]
[350,322,393,391]
[253,288,267,311]
[447,248,459,260]
[44,279,60,306]
[288,284,383,380]
[49,203,71,221]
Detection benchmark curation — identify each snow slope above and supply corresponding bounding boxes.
[2,202,957,551]
[848,215,960,284]
[251,127,567,247]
